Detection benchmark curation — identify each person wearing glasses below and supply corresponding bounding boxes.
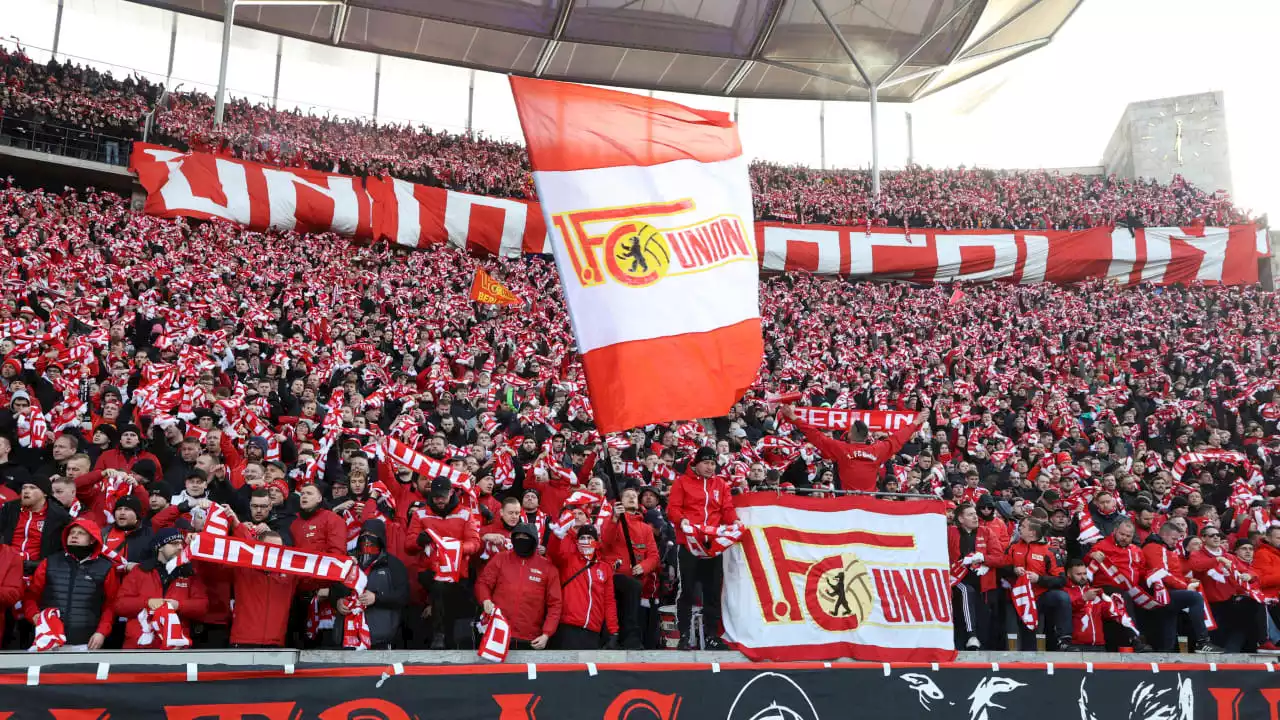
[1189,529,1266,653]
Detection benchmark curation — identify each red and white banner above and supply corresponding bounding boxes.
[722,493,956,662]
[129,143,373,238]
[794,407,920,432]
[369,177,550,256]
[129,144,1267,285]
[755,222,1267,286]
[510,77,763,433]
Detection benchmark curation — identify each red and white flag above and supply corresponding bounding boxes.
[794,407,920,432]
[510,77,762,433]
[721,493,955,662]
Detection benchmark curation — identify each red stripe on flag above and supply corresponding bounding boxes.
[1223,225,1260,285]
[580,319,762,433]
[510,76,742,172]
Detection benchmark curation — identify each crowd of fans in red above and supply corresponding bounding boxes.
[0,44,1277,658]
[1,46,1255,230]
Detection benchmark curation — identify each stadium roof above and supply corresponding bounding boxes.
[133,0,1083,102]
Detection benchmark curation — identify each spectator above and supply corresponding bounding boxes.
[1003,518,1073,650]
[1140,521,1222,652]
[948,503,1006,650]
[667,446,738,650]
[475,522,561,650]
[114,528,208,649]
[550,523,618,650]
[330,518,409,650]
[228,529,297,648]
[1,476,70,572]
[601,486,659,650]
[22,517,119,650]
[406,476,481,649]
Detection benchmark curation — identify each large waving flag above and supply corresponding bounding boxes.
[510,77,762,433]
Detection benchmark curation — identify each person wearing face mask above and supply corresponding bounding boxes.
[115,529,208,649]
[22,518,120,650]
[329,519,409,650]
[475,523,562,650]
[551,524,619,650]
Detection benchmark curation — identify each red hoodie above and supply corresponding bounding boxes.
[23,517,121,641]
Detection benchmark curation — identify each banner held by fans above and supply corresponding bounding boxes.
[510,76,763,433]
[722,493,955,662]
[793,407,920,432]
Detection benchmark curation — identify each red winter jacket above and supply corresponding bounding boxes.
[946,524,1006,592]
[1188,548,1250,604]
[229,564,297,647]
[667,470,738,550]
[289,508,347,556]
[1091,536,1146,588]
[552,543,618,635]
[405,497,482,579]
[475,550,562,641]
[0,543,22,640]
[1254,541,1280,599]
[115,562,210,649]
[1065,582,1107,647]
[600,511,660,575]
[795,420,919,491]
[1004,539,1064,597]
[94,448,162,474]
[1141,536,1190,590]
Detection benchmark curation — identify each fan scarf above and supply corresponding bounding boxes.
[135,603,191,649]
[1076,509,1102,545]
[678,519,744,559]
[1087,556,1166,610]
[424,527,464,583]
[1170,449,1260,482]
[184,531,370,649]
[948,529,990,586]
[1073,589,1139,646]
[30,608,66,652]
[1009,574,1039,631]
[477,606,512,663]
[793,407,919,431]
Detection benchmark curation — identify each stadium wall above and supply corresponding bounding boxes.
[1104,91,1233,197]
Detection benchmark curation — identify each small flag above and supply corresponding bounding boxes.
[469,268,522,306]
[948,287,966,305]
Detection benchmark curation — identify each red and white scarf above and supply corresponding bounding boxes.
[1076,509,1102,545]
[679,519,744,559]
[477,606,512,663]
[425,527,464,583]
[1087,556,1165,610]
[30,608,66,652]
[184,531,369,648]
[135,603,191,649]
[1009,574,1039,630]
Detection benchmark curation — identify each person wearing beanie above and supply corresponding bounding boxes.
[115,527,208,649]
[94,423,161,474]
[103,494,155,568]
[550,522,619,650]
[0,434,32,494]
[475,522,562,650]
[406,475,481,649]
[0,474,70,573]
[600,485,660,649]
[148,481,174,515]
[666,445,739,650]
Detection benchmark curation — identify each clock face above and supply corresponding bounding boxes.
[1138,101,1217,165]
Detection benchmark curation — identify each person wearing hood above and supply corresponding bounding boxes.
[329,518,409,650]
[406,476,481,649]
[22,517,120,650]
[475,522,562,650]
[1070,491,1126,558]
[550,523,619,649]
[115,528,209,649]
[1,475,70,573]
[94,424,161,474]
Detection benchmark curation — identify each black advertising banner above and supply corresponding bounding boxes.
[1,661,1277,719]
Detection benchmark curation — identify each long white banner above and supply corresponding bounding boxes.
[722,493,956,662]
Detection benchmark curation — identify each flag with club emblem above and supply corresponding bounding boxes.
[509,77,762,433]
[469,268,521,306]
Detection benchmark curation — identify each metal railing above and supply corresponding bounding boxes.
[0,114,134,167]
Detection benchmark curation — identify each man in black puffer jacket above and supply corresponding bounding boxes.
[331,518,409,650]
[22,517,120,650]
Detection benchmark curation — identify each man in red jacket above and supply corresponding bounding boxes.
[1002,518,1073,650]
[290,484,346,556]
[1141,521,1223,653]
[782,405,924,491]
[948,503,1005,649]
[601,487,659,649]
[228,529,297,648]
[551,524,618,649]
[667,447,739,650]
[114,528,209,649]
[1189,529,1265,652]
[406,476,481,649]
[475,523,561,649]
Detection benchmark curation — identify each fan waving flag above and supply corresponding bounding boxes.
[510,76,762,433]
[470,268,521,306]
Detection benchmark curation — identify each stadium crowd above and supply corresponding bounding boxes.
[0,43,1277,658]
[0,177,1275,655]
[1,46,1254,230]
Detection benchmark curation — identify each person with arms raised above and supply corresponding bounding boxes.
[780,406,925,491]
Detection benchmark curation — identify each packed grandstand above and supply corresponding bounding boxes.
[0,44,1277,658]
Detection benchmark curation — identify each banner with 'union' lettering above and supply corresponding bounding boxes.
[722,493,955,662]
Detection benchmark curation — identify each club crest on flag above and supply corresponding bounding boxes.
[805,553,876,631]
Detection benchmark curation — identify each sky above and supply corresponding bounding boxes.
[5,0,1276,219]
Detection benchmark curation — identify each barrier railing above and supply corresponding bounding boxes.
[0,115,135,167]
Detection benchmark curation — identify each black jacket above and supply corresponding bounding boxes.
[331,519,409,647]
